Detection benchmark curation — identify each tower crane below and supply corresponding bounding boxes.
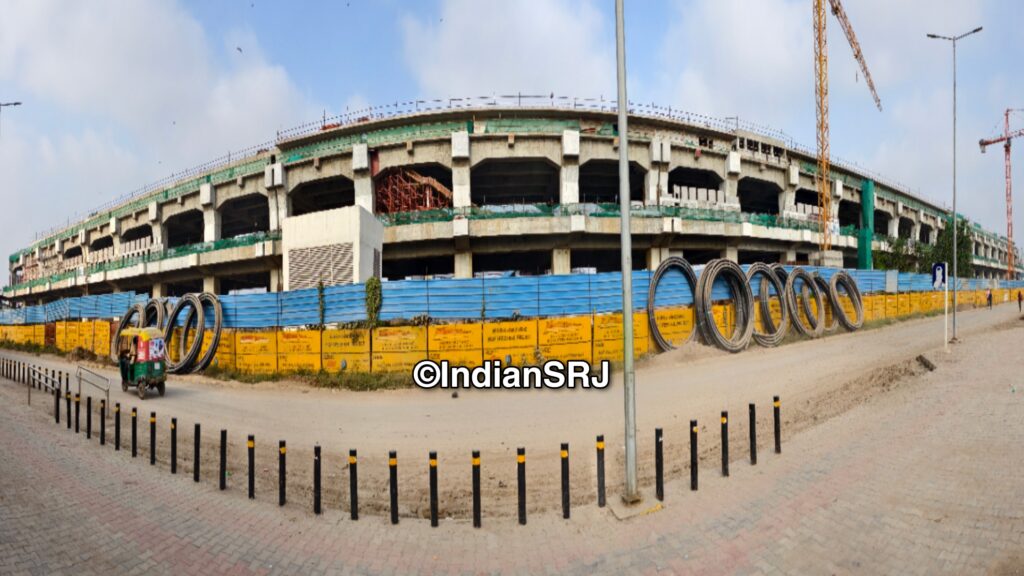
[814,0,882,251]
[979,109,1024,279]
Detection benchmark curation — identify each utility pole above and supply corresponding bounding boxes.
[615,0,639,504]
[0,101,23,138]
[927,26,982,343]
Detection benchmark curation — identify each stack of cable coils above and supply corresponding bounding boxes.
[829,270,865,330]
[811,273,839,333]
[784,267,825,338]
[695,259,755,353]
[745,262,790,347]
[647,256,700,351]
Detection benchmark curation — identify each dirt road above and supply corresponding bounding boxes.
[1,305,1017,518]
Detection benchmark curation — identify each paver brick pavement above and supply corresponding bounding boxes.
[1,320,1022,574]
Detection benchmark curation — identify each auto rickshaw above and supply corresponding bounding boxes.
[117,327,167,399]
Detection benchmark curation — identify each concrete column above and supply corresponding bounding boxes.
[724,151,741,205]
[454,251,473,279]
[203,276,220,295]
[778,187,796,216]
[354,174,374,213]
[203,208,221,243]
[911,222,921,244]
[269,269,283,293]
[647,247,671,270]
[721,245,738,263]
[781,248,798,264]
[268,190,288,232]
[152,283,166,299]
[886,213,898,238]
[560,160,579,205]
[552,248,571,274]
[645,167,668,206]
[151,223,165,250]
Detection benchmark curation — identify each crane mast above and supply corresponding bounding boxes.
[814,0,882,253]
[979,109,1024,279]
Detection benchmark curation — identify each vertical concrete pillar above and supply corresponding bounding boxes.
[721,245,738,263]
[781,248,798,264]
[724,151,741,206]
[452,131,471,208]
[454,252,473,279]
[647,247,670,270]
[152,283,166,299]
[645,168,668,206]
[780,163,798,215]
[352,143,374,213]
[151,223,165,250]
[269,269,283,293]
[857,179,875,269]
[268,190,288,232]
[552,248,571,275]
[203,208,221,243]
[886,212,898,238]
[203,276,220,295]
[560,130,580,205]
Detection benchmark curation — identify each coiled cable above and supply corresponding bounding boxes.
[648,256,700,351]
[746,262,790,347]
[695,259,755,353]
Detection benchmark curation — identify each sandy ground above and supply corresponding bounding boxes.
[2,304,1018,520]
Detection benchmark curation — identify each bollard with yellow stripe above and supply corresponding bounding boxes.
[429,450,439,527]
[560,442,570,519]
[472,450,482,528]
[517,447,527,525]
[596,435,606,508]
[388,450,399,525]
[349,449,359,521]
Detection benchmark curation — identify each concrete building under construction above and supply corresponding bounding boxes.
[5,101,1021,304]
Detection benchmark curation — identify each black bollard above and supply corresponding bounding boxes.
[429,451,438,528]
[690,420,698,491]
[517,447,527,525]
[193,424,201,483]
[313,445,321,515]
[149,412,156,466]
[65,387,71,430]
[74,394,80,433]
[114,403,121,451]
[278,441,286,506]
[721,411,729,477]
[219,429,227,490]
[349,449,359,521]
[247,435,255,500]
[655,428,664,502]
[131,408,138,458]
[389,450,399,524]
[472,450,481,528]
[561,443,570,519]
[54,384,60,424]
[749,403,757,465]
[596,435,605,508]
[170,418,177,474]
[773,396,781,454]
[99,400,106,446]
[86,396,92,440]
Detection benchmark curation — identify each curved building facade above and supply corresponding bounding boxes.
[6,104,1021,303]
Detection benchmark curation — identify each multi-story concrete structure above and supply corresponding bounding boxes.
[6,101,1020,304]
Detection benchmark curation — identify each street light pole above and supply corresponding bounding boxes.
[927,27,982,343]
[0,101,23,138]
[615,0,639,504]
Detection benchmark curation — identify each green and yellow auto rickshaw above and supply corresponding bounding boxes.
[117,327,167,399]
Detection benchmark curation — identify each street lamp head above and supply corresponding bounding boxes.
[971,26,983,34]
[926,33,940,39]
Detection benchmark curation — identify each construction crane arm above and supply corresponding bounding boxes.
[828,0,882,111]
[980,128,1024,151]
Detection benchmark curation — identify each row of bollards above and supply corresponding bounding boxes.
[8,356,783,526]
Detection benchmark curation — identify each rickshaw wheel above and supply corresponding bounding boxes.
[157,382,165,397]
[121,380,128,392]
[137,382,147,400]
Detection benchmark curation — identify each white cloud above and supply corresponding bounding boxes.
[0,0,321,281]
[401,0,616,99]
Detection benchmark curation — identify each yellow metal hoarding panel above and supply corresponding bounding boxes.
[483,317,540,350]
[235,354,277,375]
[538,316,591,346]
[371,350,427,373]
[428,349,484,367]
[482,347,536,366]
[55,322,67,351]
[593,312,650,342]
[653,307,694,347]
[236,331,278,356]
[322,329,370,354]
[885,295,898,317]
[897,294,910,317]
[322,353,371,373]
[92,321,111,357]
[593,336,649,362]
[277,330,322,355]
[372,326,427,353]
[539,342,593,364]
[278,354,322,374]
[428,323,483,351]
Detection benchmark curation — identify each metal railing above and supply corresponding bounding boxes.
[76,365,110,407]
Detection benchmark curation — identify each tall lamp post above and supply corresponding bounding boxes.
[615,0,639,504]
[927,27,982,342]
[0,101,22,138]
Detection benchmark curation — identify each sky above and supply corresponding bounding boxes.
[1,0,1022,284]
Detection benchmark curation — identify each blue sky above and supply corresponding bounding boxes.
[1,0,1022,282]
